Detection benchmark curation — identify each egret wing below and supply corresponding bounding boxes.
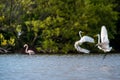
[74,40,90,53]
[74,41,90,53]
[80,36,94,43]
[79,47,90,53]
[101,26,109,43]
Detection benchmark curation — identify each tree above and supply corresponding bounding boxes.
[0,0,118,53]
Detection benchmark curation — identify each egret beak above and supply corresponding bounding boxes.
[81,31,84,33]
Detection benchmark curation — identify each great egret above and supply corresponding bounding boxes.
[24,44,35,55]
[96,26,112,52]
[74,31,95,53]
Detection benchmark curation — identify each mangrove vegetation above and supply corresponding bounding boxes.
[0,0,119,54]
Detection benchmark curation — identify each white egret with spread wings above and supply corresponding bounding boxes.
[96,26,112,52]
[74,31,95,53]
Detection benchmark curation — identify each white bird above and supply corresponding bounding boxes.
[17,31,22,38]
[74,31,95,53]
[96,26,112,52]
[24,44,35,55]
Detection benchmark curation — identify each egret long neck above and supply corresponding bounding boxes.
[97,34,100,44]
[79,32,82,38]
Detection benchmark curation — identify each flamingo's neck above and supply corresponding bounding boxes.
[25,45,28,53]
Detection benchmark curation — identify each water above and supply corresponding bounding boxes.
[0,54,120,80]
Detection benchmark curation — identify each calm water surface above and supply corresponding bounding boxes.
[0,54,120,80]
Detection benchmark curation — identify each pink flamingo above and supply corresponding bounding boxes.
[24,44,35,55]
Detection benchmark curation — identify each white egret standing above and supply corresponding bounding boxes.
[74,31,95,53]
[96,26,112,52]
[24,44,35,55]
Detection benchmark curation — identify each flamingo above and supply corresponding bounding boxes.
[24,44,35,55]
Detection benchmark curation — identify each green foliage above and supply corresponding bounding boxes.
[0,0,118,53]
